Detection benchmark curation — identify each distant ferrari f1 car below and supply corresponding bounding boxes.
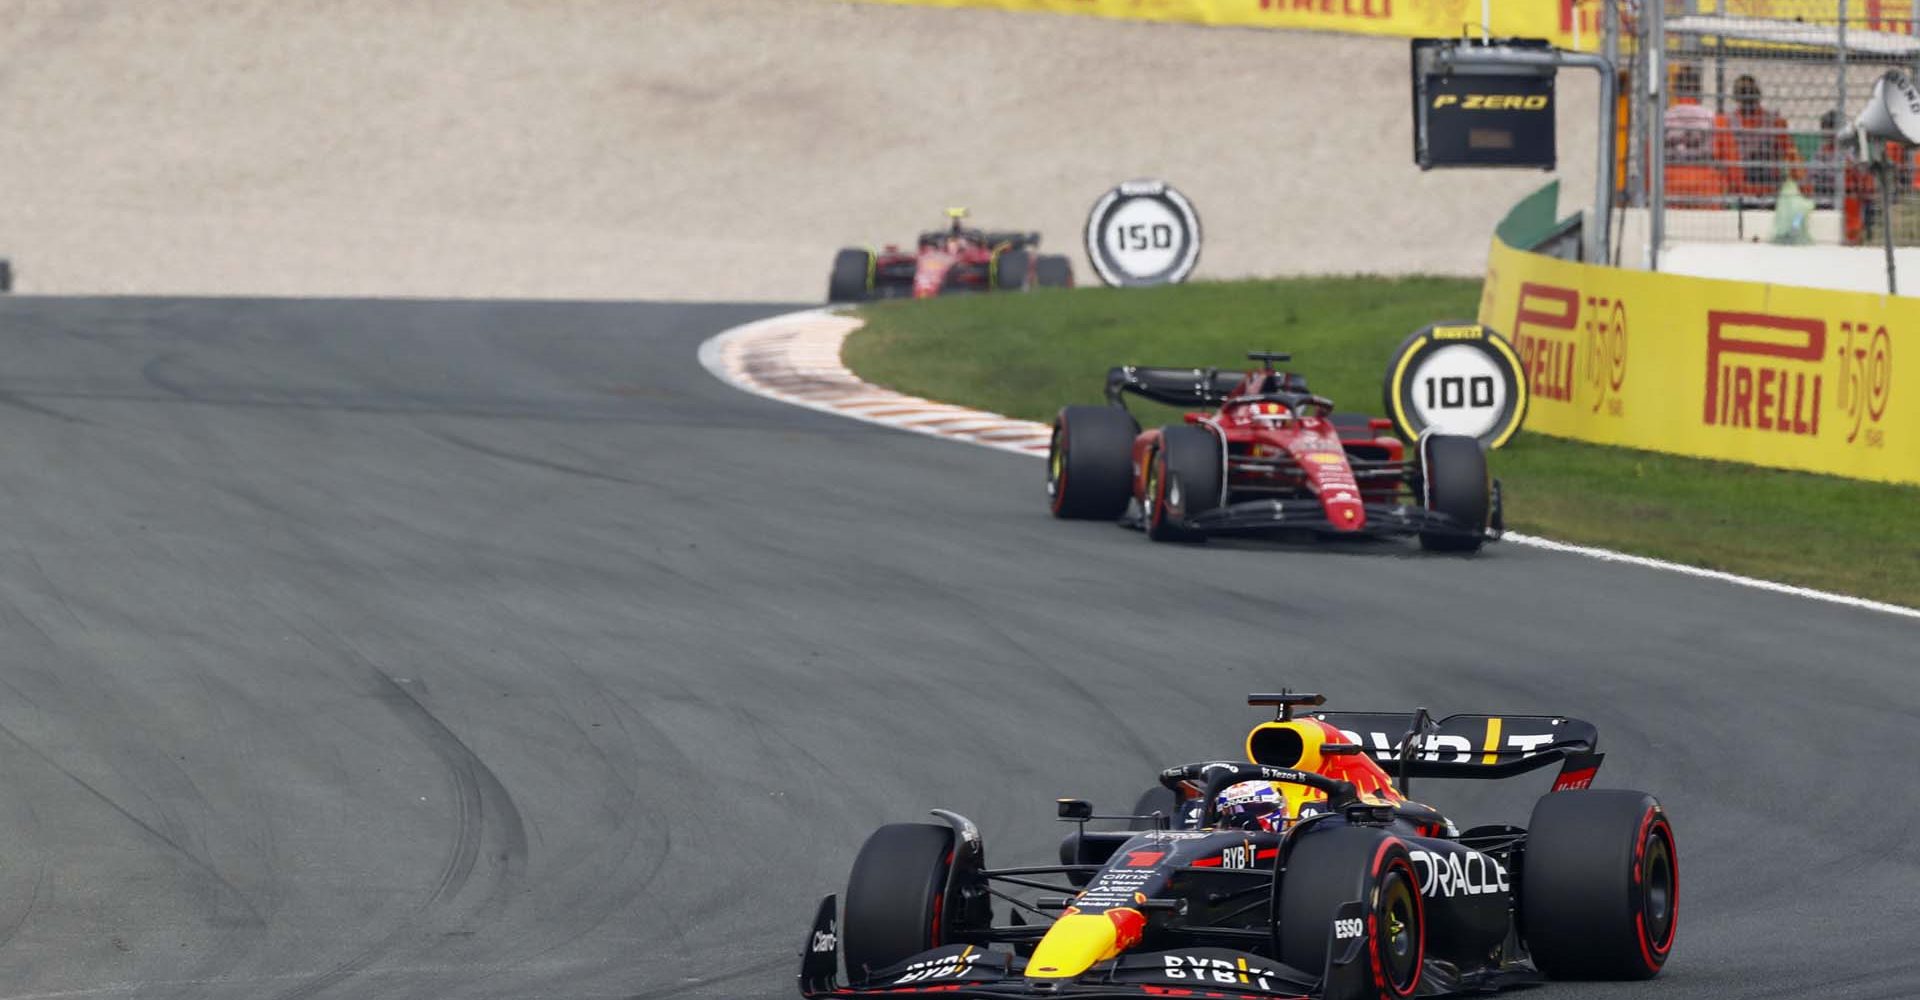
[799,692,1677,1000]
[1047,352,1500,551]
[829,209,1073,302]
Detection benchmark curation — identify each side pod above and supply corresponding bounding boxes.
[800,894,842,998]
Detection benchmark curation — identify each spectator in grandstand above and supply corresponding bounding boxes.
[1663,63,1728,208]
[1713,74,1803,204]
[1811,109,1874,242]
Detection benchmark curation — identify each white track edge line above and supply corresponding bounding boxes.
[699,308,1920,621]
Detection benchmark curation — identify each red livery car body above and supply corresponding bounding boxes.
[828,209,1073,303]
[1048,352,1502,551]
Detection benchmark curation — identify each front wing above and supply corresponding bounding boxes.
[1127,499,1495,540]
[799,896,1377,1000]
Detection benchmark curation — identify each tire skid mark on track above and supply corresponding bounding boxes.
[619,953,794,1000]
[419,426,642,487]
[254,615,532,1000]
[0,558,280,999]
[0,716,268,930]
[702,309,1920,619]
[0,860,49,953]
[471,636,655,970]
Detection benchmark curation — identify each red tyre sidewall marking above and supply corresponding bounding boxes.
[1368,838,1423,999]
[1633,810,1678,972]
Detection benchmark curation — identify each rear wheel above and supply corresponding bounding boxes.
[828,248,873,303]
[1145,426,1222,543]
[1416,433,1489,552]
[994,249,1031,291]
[1036,255,1073,288]
[1279,827,1425,1000]
[1521,790,1678,981]
[843,823,954,981]
[1048,405,1136,520]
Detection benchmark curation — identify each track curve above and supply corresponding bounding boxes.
[0,297,1908,1000]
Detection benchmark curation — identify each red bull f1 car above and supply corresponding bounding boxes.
[1047,353,1500,551]
[829,209,1073,302]
[799,692,1677,1000]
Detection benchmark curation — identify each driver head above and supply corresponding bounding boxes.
[1249,401,1292,428]
[1215,780,1285,831]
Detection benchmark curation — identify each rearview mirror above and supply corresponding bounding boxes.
[1056,798,1093,820]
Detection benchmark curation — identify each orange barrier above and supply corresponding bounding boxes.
[1479,235,1911,485]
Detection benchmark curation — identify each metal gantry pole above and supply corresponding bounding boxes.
[1882,158,1898,293]
[1437,46,1618,263]
[1649,0,1667,269]
[1840,0,1851,214]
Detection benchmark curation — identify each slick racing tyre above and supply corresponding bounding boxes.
[994,249,1031,291]
[1521,790,1678,981]
[828,248,874,303]
[843,823,954,981]
[1036,254,1073,288]
[1049,405,1136,520]
[1415,433,1489,553]
[1145,425,1223,543]
[1279,827,1425,1000]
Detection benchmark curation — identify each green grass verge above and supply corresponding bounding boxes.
[842,277,1920,608]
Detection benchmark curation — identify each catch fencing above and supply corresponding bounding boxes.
[1631,1,1920,250]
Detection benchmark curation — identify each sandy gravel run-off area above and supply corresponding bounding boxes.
[0,0,1594,300]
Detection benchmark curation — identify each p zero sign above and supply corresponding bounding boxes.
[1412,38,1557,170]
[1383,321,1529,449]
[1085,180,1202,287]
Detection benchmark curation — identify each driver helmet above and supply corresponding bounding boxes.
[945,235,966,254]
[1215,780,1285,830]
[1249,401,1293,427]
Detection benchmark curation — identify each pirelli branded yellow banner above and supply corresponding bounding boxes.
[1479,238,1912,485]
[849,0,1597,50]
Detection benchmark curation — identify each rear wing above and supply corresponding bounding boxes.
[1308,710,1603,789]
[1105,366,1244,409]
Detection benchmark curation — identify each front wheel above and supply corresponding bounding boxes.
[828,248,873,303]
[1049,405,1136,520]
[1145,426,1222,542]
[1521,790,1678,980]
[842,823,954,980]
[1416,433,1489,552]
[1279,827,1425,1000]
[1128,785,1182,830]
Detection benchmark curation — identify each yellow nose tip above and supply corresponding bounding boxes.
[1026,910,1145,980]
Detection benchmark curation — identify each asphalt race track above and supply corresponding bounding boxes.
[0,296,1910,1000]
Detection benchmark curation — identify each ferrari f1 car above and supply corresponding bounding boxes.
[799,692,1677,1000]
[1047,353,1500,551]
[829,209,1073,302]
